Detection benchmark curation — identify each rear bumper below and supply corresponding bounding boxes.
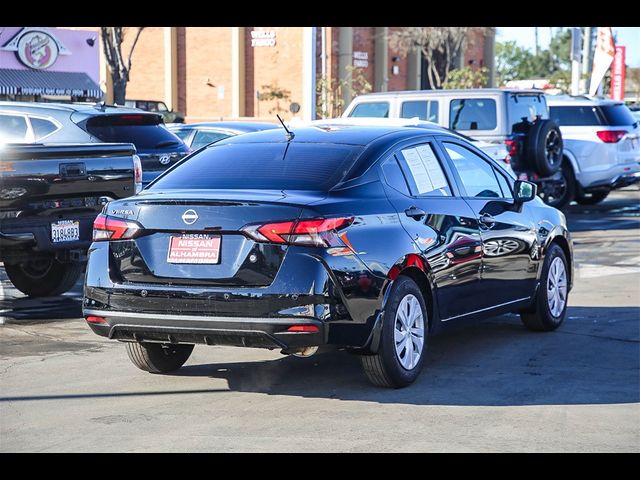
[584,171,640,192]
[84,309,325,350]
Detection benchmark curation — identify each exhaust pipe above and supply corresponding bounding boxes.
[281,346,319,358]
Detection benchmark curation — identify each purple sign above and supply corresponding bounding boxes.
[0,27,100,83]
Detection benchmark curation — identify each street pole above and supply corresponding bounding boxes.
[571,27,582,96]
[581,27,592,94]
[321,27,327,118]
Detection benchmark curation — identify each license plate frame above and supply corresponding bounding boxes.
[51,220,80,243]
[167,234,221,264]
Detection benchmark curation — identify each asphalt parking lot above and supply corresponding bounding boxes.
[1,188,639,452]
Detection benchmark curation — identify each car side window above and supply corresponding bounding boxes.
[349,102,389,118]
[0,114,28,142]
[191,131,232,149]
[380,156,411,196]
[494,168,513,198]
[443,142,503,198]
[30,117,59,140]
[396,143,451,197]
[400,100,439,122]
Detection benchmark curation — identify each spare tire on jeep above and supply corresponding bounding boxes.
[525,119,563,176]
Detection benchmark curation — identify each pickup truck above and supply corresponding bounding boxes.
[0,143,141,297]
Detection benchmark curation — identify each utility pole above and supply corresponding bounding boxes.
[570,27,582,96]
[534,27,539,56]
[581,27,592,94]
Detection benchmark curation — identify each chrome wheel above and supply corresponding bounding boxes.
[394,294,425,370]
[547,257,567,317]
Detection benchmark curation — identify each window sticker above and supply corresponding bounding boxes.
[415,145,448,191]
[401,147,433,194]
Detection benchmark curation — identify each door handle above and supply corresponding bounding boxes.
[405,206,426,220]
[479,213,496,228]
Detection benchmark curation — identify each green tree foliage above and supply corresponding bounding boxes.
[316,66,372,118]
[443,67,489,89]
[495,28,573,91]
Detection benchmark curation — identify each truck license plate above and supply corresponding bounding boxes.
[51,220,80,243]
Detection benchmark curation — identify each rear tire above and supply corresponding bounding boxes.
[538,162,575,209]
[4,257,82,297]
[360,276,428,388]
[125,342,194,374]
[521,244,569,332]
[575,190,609,205]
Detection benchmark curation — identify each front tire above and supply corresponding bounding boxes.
[360,276,428,388]
[125,342,194,374]
[4,257,82,297]
[521,244,569,332]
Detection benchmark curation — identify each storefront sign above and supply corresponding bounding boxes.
[610,45,626,101]
[353,51,368,68]
[251,30,276,47]
[1,27,70,70]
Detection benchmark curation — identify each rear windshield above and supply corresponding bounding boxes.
[150,142,364,191]
[85,115,184,150]
[599,104,637,126]
[550,106,601,126]
[449,98,497,130]
[508,94,547,125]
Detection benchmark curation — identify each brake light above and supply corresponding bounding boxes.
[119,114,146,121]
[242,217,354,247]
[287,325,320,333]
[133,154,142,194]
[596,130,626,143]
[85,315,107,325]
[93,213,142,241]
[504,139,519,157]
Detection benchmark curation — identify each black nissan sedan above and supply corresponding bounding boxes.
[83,124,573,388]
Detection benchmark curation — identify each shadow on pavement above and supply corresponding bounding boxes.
[168,306,638,407]
[565,190,640,233]
[1,306,637,406]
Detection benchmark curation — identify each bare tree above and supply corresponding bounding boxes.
[388,27,489,89]
[101,27,145,105]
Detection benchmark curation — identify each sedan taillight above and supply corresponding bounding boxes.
[241,217,354,247]
[596,130,626,143]
[93,214,142,241]
[133,154,143,194]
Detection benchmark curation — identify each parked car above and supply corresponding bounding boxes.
[309,117,516,178]
[124,99,185,124]
[0,101,190,187]
[84,124,573,388]
[343,89,571,207]
[0,143,141,297]
[547,96,640,205]
[167,121,279,150]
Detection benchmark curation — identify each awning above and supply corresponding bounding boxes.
[0,68,103,98]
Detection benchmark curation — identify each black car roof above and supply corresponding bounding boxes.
[215,124,449,147]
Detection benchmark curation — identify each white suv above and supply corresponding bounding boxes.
[547,96,640,205]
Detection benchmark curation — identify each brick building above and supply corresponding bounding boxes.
[95,27,494,122]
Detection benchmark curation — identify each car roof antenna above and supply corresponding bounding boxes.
[276,114,295,141]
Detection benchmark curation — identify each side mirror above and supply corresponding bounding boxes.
[514,180,537,203]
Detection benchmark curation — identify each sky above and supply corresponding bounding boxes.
[497,27,640,68]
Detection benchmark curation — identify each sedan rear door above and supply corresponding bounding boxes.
[380,138,485,320]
